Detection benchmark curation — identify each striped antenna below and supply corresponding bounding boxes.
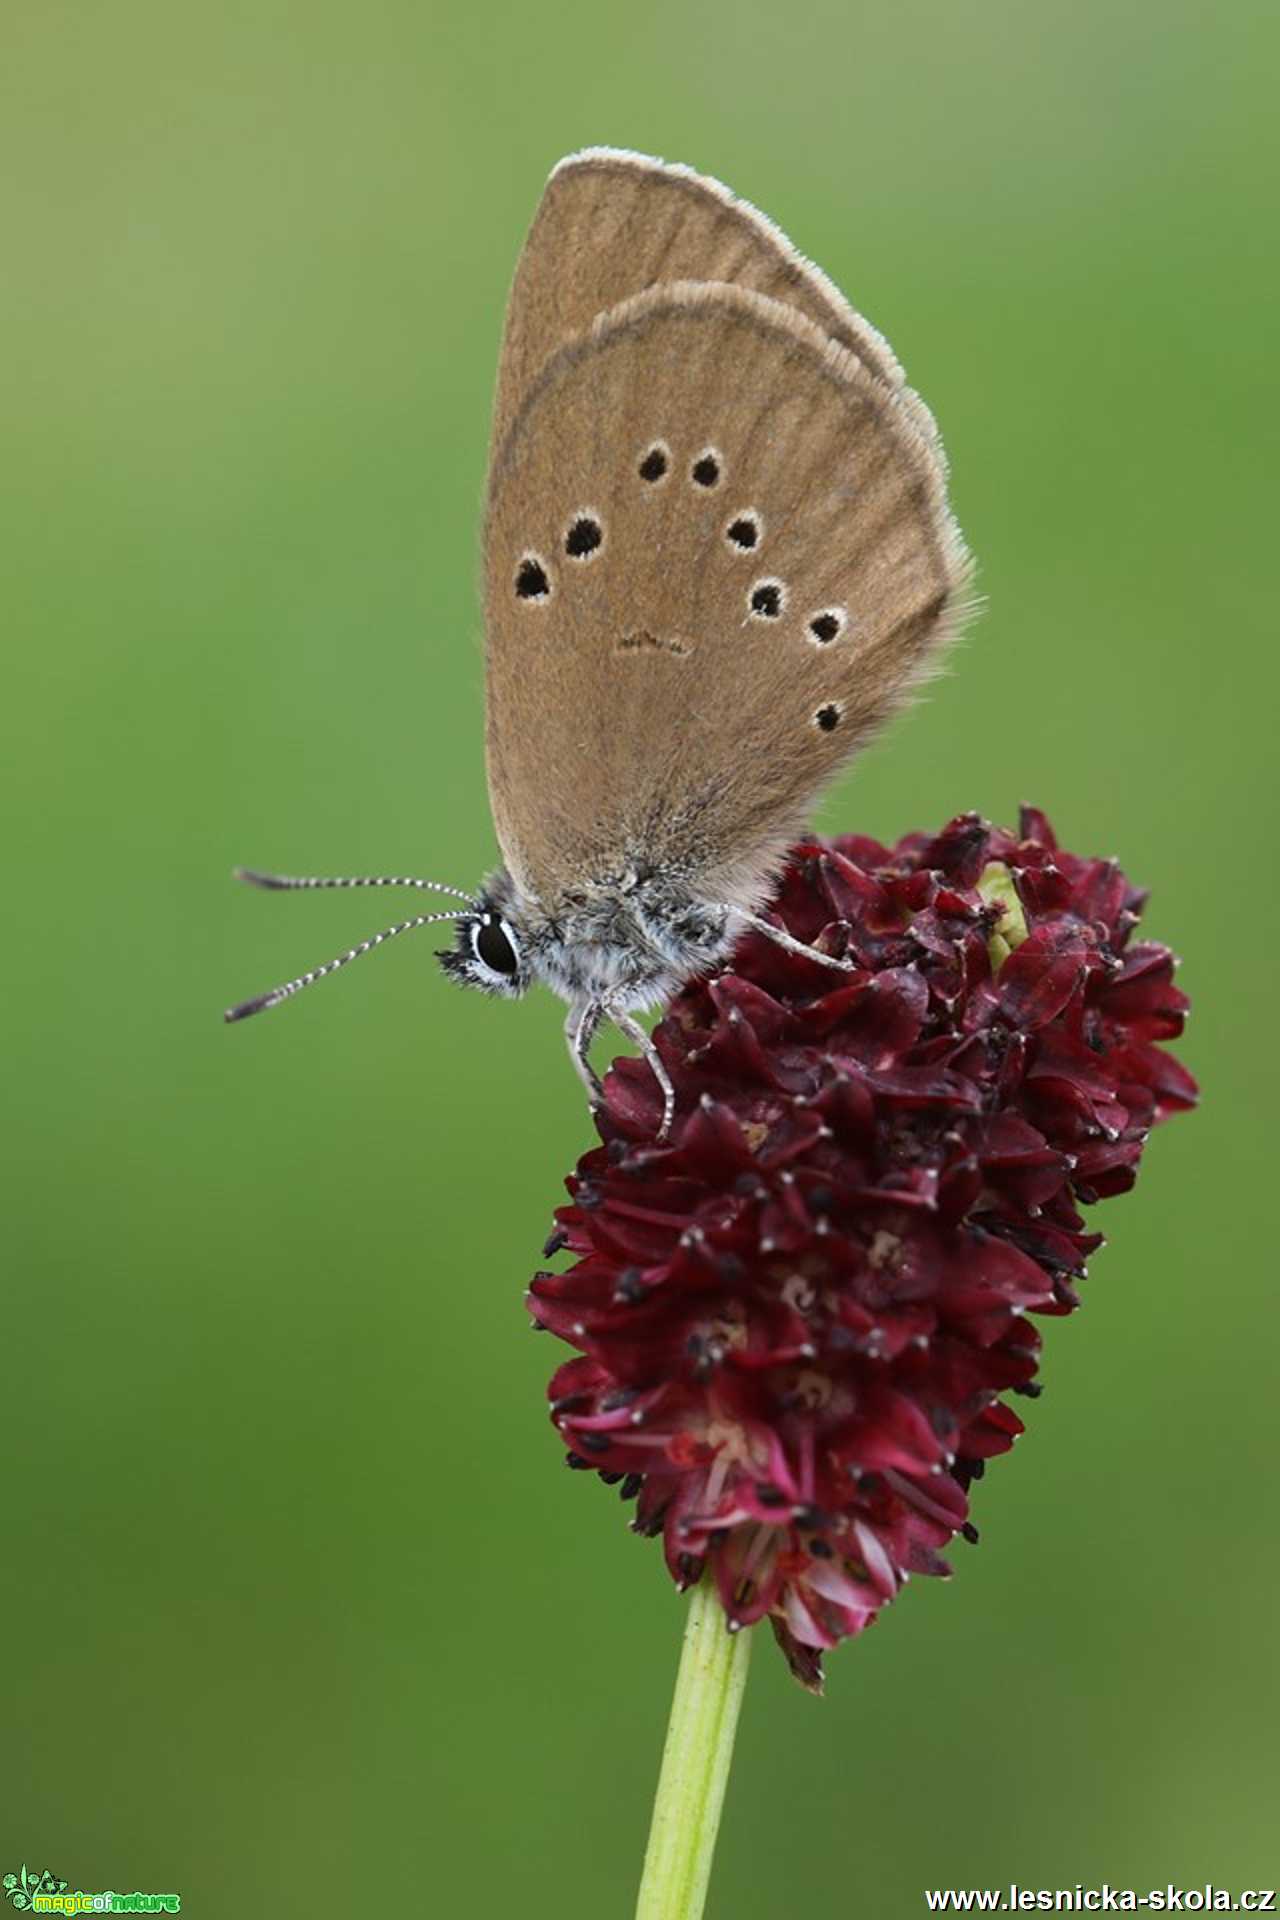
[225,867,473,1023]
[234,868,476,904]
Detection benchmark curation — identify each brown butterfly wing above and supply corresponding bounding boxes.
[491,147,940,463]
[483,283,970,913]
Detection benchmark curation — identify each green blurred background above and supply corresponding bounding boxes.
[3,1,1274,1912]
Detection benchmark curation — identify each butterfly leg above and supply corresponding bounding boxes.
[565,999,605,1102]
[733,908,859,972]
[611,1009,676,1141]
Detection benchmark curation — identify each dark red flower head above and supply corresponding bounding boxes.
[530,809,1197,1690]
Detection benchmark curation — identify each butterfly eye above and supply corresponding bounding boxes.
[515,554,551,601]
[638,442,670,483]
[691,448,722,488]
[472,914,520,976]
[565,513,603,559]
[725,512,762,552]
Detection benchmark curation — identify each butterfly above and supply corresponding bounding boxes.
[227,148,970,1138]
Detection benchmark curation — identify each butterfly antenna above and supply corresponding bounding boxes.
[234,868,476,904]
[225,870,474,1023]
[224,909,463,1022]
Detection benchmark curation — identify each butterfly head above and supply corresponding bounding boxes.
[437,888,532,999]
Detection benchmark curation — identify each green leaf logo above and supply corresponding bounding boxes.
[4,1865,66,1911]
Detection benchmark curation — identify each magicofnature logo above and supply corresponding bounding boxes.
[3,1868,180,1914]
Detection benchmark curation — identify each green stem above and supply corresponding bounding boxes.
[634,1578,754,1920]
